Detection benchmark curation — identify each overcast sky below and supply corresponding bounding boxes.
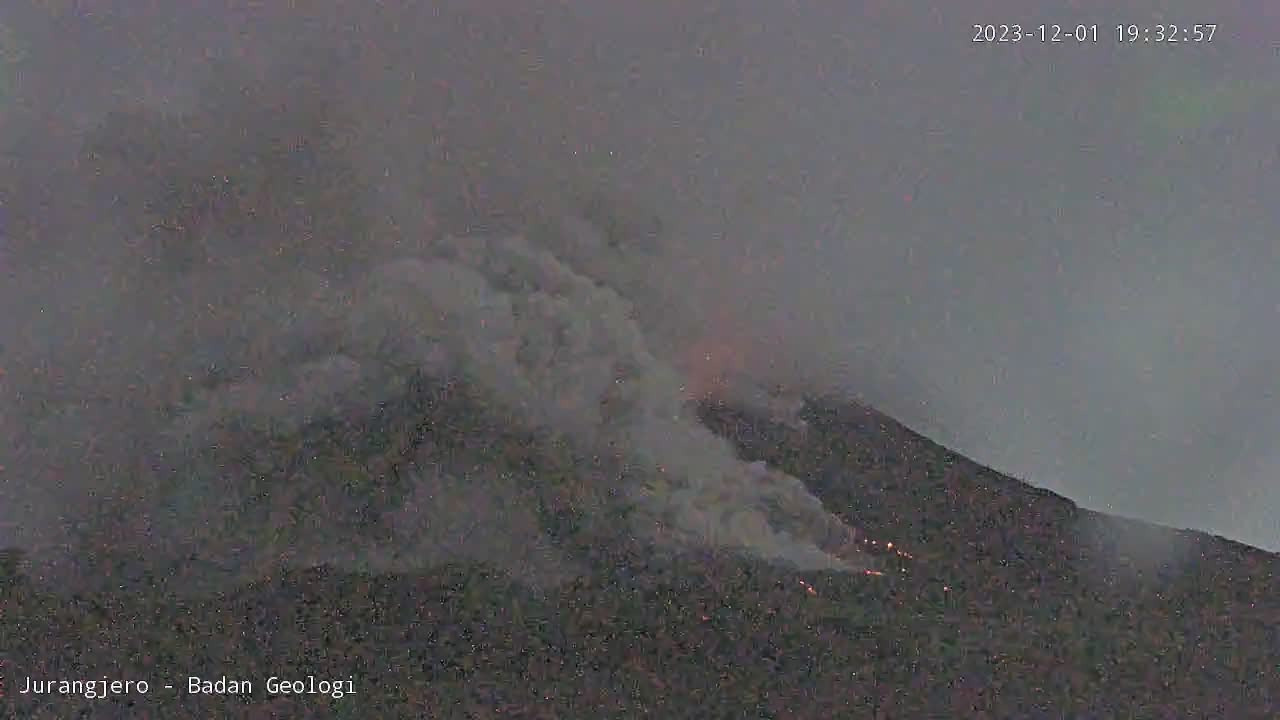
[2,1,1278,553]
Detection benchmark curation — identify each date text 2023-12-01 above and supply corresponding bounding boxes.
[973,24,1218,43]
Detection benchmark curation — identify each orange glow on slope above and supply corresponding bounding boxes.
[681,332,747,402]
[678,250,779,404]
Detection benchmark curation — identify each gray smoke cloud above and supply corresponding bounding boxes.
[1,1,1277,592]
[0,1,873,590]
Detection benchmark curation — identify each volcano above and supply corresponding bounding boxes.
[2,38,1276,716]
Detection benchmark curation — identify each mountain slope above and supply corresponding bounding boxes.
[3,394,1276,718]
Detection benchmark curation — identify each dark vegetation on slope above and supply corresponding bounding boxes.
[2,394,1276,718]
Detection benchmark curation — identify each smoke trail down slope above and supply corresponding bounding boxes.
[152,223,872,578]
[129,222,871,589]
[344,230,869,572]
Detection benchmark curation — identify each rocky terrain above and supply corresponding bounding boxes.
[3,393,1276,718]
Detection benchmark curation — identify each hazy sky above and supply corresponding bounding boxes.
[2,1,1278,553]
